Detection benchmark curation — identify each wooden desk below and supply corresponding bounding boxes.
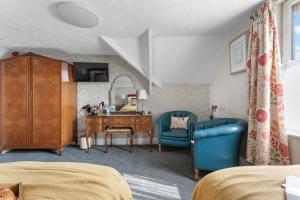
[85,114,153,152]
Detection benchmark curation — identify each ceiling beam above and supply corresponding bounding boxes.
[98,35,162,91]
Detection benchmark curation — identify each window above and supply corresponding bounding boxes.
[282,0,300,135]
[283,0,300,62]
[292,2,300,59]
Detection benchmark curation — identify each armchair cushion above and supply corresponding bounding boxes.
[163,129,188,138]
[170,116,189,129]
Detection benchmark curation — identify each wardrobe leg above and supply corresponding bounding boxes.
[57,147,64,156]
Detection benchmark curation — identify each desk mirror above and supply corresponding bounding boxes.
[109,75,137,113]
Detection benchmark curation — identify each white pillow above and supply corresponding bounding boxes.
[170,116,189,129]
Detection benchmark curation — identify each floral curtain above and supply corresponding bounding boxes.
[246,0,290,165]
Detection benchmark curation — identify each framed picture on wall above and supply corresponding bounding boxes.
[230,32,249,74]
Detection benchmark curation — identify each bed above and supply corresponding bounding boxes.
[0,162,132,200]
[192,165,300,200]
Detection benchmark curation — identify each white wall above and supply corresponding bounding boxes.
[138,30,153,92]
[153,35,227,84]
[209,23,250,119]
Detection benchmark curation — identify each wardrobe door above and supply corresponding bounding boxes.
[1,57,30,147]
[31,56,61,146]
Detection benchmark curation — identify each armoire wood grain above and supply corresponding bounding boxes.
[1,57,30,148]
[61,64,77,146]
[32,56,61,146]
[0,53,77,155]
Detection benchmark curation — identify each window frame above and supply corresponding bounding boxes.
[282,0,300,63]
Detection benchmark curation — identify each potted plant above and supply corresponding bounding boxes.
[209,105,218,120]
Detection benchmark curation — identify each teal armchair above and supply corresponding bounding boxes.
[193,118,247,181]
[155,111,197,152]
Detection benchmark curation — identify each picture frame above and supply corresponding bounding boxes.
[230,32,249,74]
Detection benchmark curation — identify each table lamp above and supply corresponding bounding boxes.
[137,89,147,114]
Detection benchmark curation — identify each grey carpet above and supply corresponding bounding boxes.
[0,145,197,200]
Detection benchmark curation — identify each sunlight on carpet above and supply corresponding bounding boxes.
[123,174,181,200]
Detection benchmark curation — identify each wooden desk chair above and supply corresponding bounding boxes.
[105,127,134,153]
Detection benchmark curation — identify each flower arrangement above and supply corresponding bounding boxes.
[82,104,101,115]
[209,105,218,120]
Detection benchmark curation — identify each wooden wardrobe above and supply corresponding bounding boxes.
[0,53,77,155]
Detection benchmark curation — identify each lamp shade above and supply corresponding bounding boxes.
[137,89,147,100]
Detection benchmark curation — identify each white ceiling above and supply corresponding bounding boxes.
[0,0,263,55]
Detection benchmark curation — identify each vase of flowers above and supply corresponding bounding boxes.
[82,104,101,115]
[209,105,218,120]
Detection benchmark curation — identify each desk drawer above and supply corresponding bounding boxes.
[136,116,152,133]
[86,118,94,126]
[94,118,103,132]
[86,117,103,133]
[103,117,136,128]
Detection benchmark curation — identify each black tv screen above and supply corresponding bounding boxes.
[73,62,109,82]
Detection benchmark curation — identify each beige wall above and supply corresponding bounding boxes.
[209,23,250,120]
[73,55,209,144]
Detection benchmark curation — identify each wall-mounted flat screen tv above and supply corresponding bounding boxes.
[73,62,109,82]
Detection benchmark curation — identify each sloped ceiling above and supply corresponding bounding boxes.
[0,0,263,84]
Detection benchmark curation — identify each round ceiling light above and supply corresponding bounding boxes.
[56,2,99,28]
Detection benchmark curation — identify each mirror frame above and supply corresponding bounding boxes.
[108,74,137,108]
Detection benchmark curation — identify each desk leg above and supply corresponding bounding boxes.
[86,130,90,153]
[149,130,153,152]
[128,133,133,153]
[94,133,97,146]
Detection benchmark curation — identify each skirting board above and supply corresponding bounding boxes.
[77,135,158,146]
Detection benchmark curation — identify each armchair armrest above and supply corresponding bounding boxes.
[155,113,170,132]
[187,114,197,139]
[193,124,246,140]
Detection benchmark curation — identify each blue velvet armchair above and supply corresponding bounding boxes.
[155,111,197,151]
[193,118,247,181]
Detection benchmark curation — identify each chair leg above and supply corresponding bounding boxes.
[194,169,200,182]
[158,144,162,152]
[128,133,133,153]
[110,134,112,147]
[105,133,109,153]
